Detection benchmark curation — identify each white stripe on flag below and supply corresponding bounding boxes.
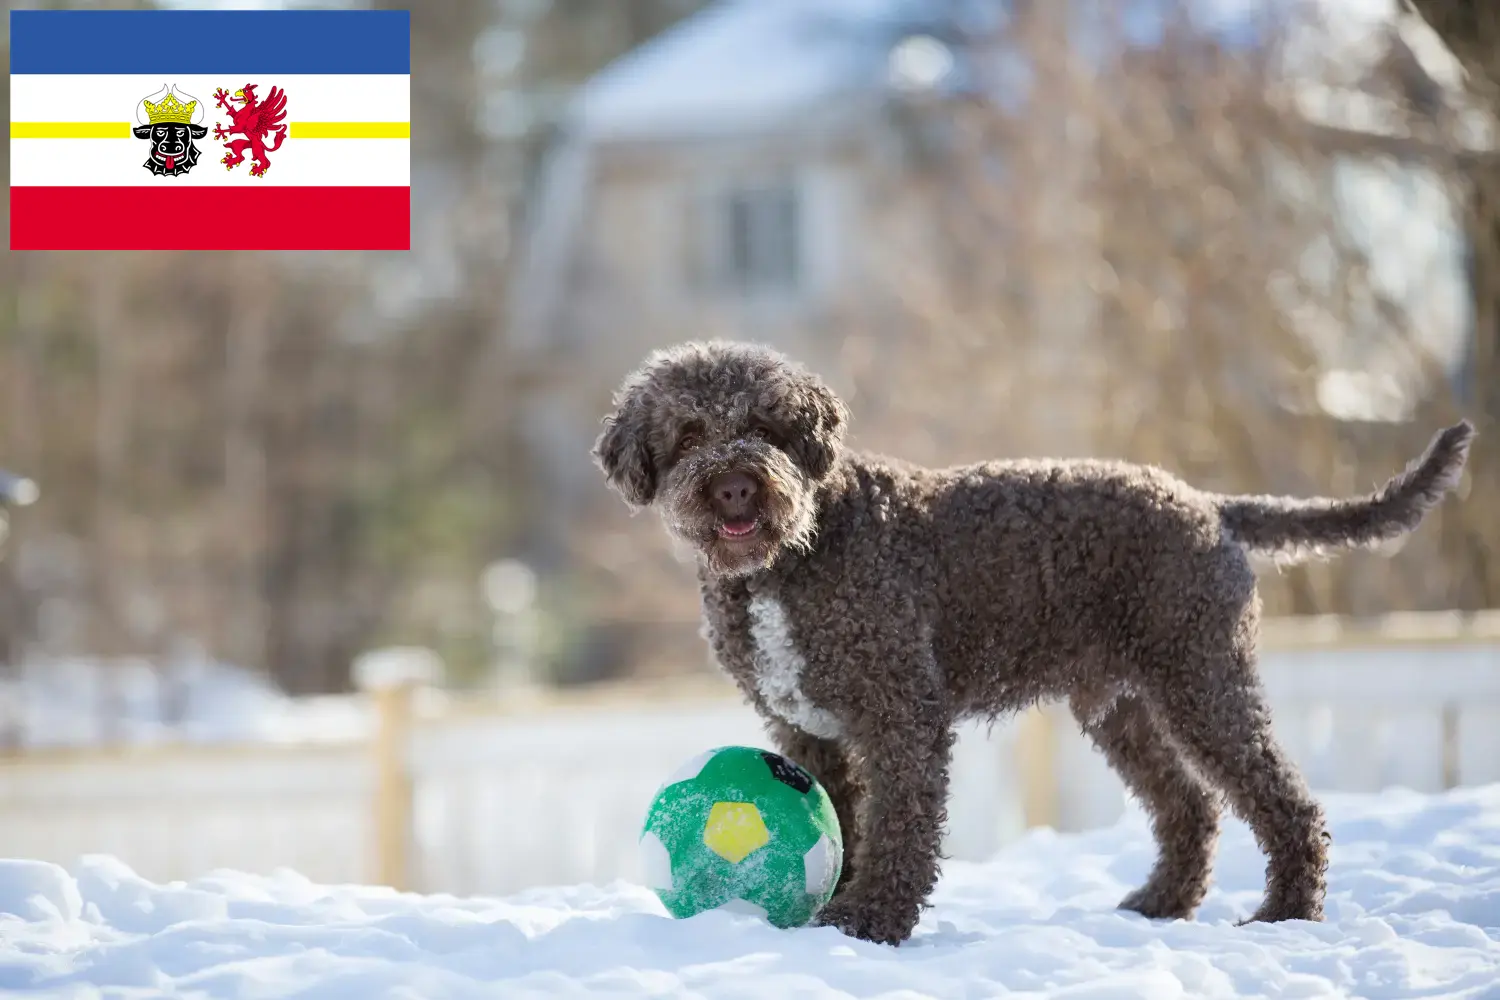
[11,73,410,124]
[11,137,409,187]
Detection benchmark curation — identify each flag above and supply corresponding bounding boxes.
[9,8,410,251]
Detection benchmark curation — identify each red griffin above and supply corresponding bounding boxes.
[213,84,288,177]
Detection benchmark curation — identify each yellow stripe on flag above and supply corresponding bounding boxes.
[290,122,409,139]
[11,122,131,139]
[11,121,410,140]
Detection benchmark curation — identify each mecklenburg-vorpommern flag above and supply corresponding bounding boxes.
[10,8,410,251]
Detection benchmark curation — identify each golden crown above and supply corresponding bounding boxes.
[144,91,197,125]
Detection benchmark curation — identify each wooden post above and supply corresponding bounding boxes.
[1014,705,1060,830]
[353,647,442,892]
[371,680,415,891]
[1441,701,1461,790]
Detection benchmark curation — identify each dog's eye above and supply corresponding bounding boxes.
[749,426,770,441]
[676,434,700,455]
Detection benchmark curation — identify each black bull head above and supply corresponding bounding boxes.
[132,121,208,177]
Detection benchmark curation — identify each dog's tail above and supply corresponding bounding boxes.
[1214,420,1474,563]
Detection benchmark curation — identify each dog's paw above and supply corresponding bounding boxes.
[1240,892,1325,924]
[813,896,916,946]
[1118,883,1200,921]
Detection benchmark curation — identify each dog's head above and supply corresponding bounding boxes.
[593,341,848,577]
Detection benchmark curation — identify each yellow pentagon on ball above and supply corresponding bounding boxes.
[703,801,770,863]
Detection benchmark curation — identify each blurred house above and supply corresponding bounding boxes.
[502,0,1484,674]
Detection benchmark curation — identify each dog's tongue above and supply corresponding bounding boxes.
[165,155,175,171]
[721,519,757,537]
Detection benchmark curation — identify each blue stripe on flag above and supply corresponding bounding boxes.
[9,9,410,75]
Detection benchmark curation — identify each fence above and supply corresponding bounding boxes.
[402,681,1044,895]
[1039,611,1500,831]
[1,611,1497,896]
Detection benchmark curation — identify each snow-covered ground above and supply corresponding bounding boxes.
[1,786,1497,999]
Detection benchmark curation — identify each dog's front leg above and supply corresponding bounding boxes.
[767,719,863,895]
[813,709,953,945]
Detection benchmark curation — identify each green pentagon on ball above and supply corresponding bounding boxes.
[639,744,843,928]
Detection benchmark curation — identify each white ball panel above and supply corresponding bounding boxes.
[658,747,718,791]
[803,833,838,896]
[714,898,769,919]
[638,831,673,891]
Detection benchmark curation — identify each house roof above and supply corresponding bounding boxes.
[567,0,1465,144]
[569,0,910,142]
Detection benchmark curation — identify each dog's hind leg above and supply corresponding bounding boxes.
[768,719,864,895]
[1141,648,1329,923]
[1071,691,1222,919]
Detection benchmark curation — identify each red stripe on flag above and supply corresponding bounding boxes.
[10,186,410,251]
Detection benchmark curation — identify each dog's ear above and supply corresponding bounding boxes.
[593,388,657,508]
[786,376,848,481]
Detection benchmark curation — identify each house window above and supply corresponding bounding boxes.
[690,178,803,298]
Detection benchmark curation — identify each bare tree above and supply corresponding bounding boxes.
[1403,0,1500,607]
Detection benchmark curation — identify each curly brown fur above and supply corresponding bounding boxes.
[594,340,1475,946]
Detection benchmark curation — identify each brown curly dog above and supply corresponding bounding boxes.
[593,340,1474,945]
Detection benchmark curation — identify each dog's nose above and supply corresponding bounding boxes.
[709,470,759,513]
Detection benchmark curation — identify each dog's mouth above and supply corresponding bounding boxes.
[715,517,762,541]
[656,456,809,576]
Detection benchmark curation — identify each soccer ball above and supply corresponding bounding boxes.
[639,744,843,928]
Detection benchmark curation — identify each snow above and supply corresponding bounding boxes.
[2,784,1497,998]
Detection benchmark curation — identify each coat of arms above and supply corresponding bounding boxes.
[132,84,207,177]
[214,83,289,178]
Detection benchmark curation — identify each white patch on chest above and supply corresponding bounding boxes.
[746,594,843,740]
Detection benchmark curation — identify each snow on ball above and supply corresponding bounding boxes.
[639,745,843,928]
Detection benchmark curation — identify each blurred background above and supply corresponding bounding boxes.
[1,0,1497,897]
